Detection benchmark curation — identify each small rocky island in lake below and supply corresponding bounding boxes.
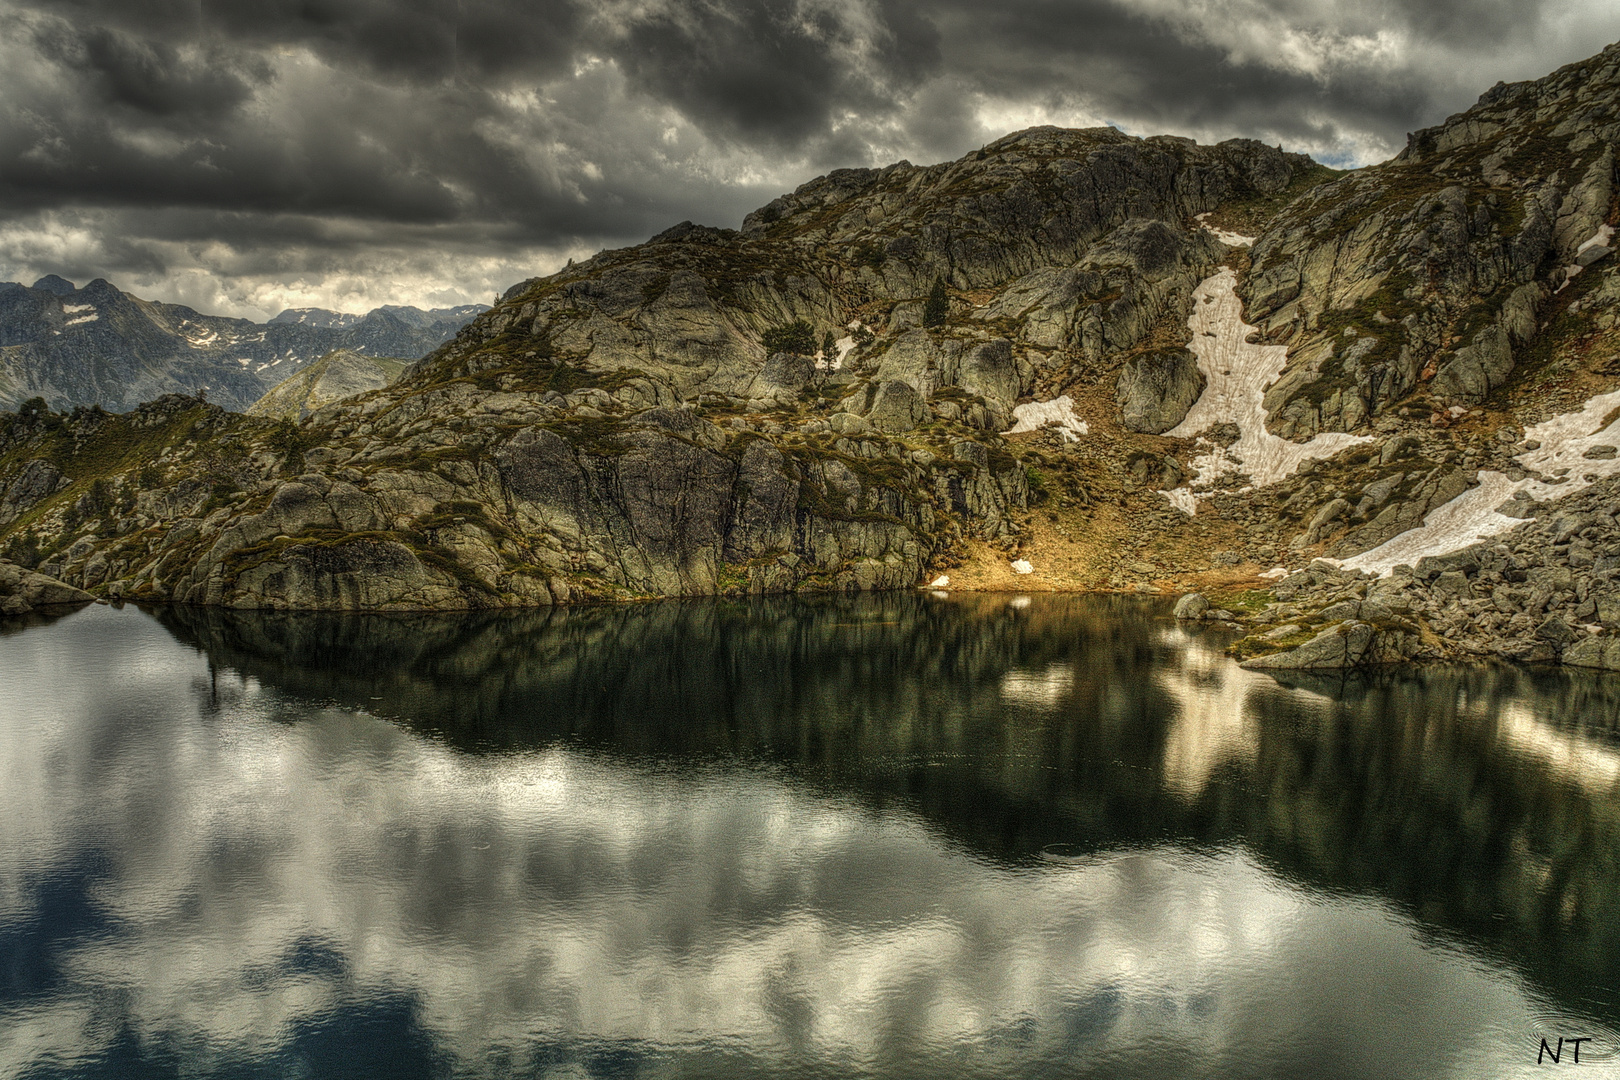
[6,43,1620,673]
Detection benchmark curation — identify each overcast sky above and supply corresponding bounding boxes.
[2,0,1618,320]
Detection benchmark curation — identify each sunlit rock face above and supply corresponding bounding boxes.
[4,597,1620,1076]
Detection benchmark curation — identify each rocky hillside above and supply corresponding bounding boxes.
[0,125,1314,611]
[0,280,485,413]
[248,350,412,422]
[1239,48,1618,440]
[2,41,1620,678]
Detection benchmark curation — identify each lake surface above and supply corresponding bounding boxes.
[3,594,1620,1079]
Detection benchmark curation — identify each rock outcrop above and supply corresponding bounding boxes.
[1116,349,1205,433]
[0,559,93,616]
[1242,42,1620,438]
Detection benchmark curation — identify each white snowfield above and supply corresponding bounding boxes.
[1008,395,1089,441]
[1342,388,1620,576]
[63,314,99,326]
[1195,213,1255,248]
[1160,270,1371,513]
[61,303,93,314]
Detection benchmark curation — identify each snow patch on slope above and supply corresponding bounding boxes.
[1195,213,1256,248]
[1554,225,1615,293]
[1577,224,1615,256]
[1341,388,1620,576]
[1159,270,1371,513]
[819,321,865,371]
[1008,396,1088,441]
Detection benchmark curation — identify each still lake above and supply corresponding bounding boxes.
[2,594,1620,1079]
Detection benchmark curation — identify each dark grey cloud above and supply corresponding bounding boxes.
[0,0,1616,318]
[615,0,940,147]
[33,21,266,116]
[925,0,1440,161]
[26,0,585,81]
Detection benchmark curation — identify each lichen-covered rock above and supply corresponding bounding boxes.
[1564,636,1620,670]
[865,381,928,433]
[1116,349,1205,433]
[0,559,94,615]
[1173,592,1209,619]
[1241,620,1376,669]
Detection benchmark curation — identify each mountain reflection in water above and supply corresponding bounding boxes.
[2,594,1619,1079]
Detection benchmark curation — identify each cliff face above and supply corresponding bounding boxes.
[1,42,1619,661]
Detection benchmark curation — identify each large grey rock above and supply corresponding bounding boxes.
[0,559,95,615]
[1173,592,1209,619]
[1241,621,1375,669]
[1536,615,1575,647]
[1115,349,1205,433]
[1432,324,1515,404]
[1564,636,1620,670]
[746,352,817,403]
[865,381,929,433]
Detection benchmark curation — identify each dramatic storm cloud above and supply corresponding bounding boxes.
[1,0,1617,318]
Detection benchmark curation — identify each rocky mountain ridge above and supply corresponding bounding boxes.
[2,41,1620,676]
[248,350,414,422]
[269,304,485,330]
[0,279,486,413]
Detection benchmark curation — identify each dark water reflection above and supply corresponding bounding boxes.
[3,594,1620,1078]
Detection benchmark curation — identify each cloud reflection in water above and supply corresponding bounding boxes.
[0,600,1617,1078]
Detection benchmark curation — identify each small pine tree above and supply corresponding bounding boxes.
[762,320,816,355]
[923,278,949,328]
[821,330,837,360]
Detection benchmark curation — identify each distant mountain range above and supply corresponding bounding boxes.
[0,276,486,413]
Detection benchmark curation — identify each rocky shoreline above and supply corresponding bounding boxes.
[1174,474,1620,671]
